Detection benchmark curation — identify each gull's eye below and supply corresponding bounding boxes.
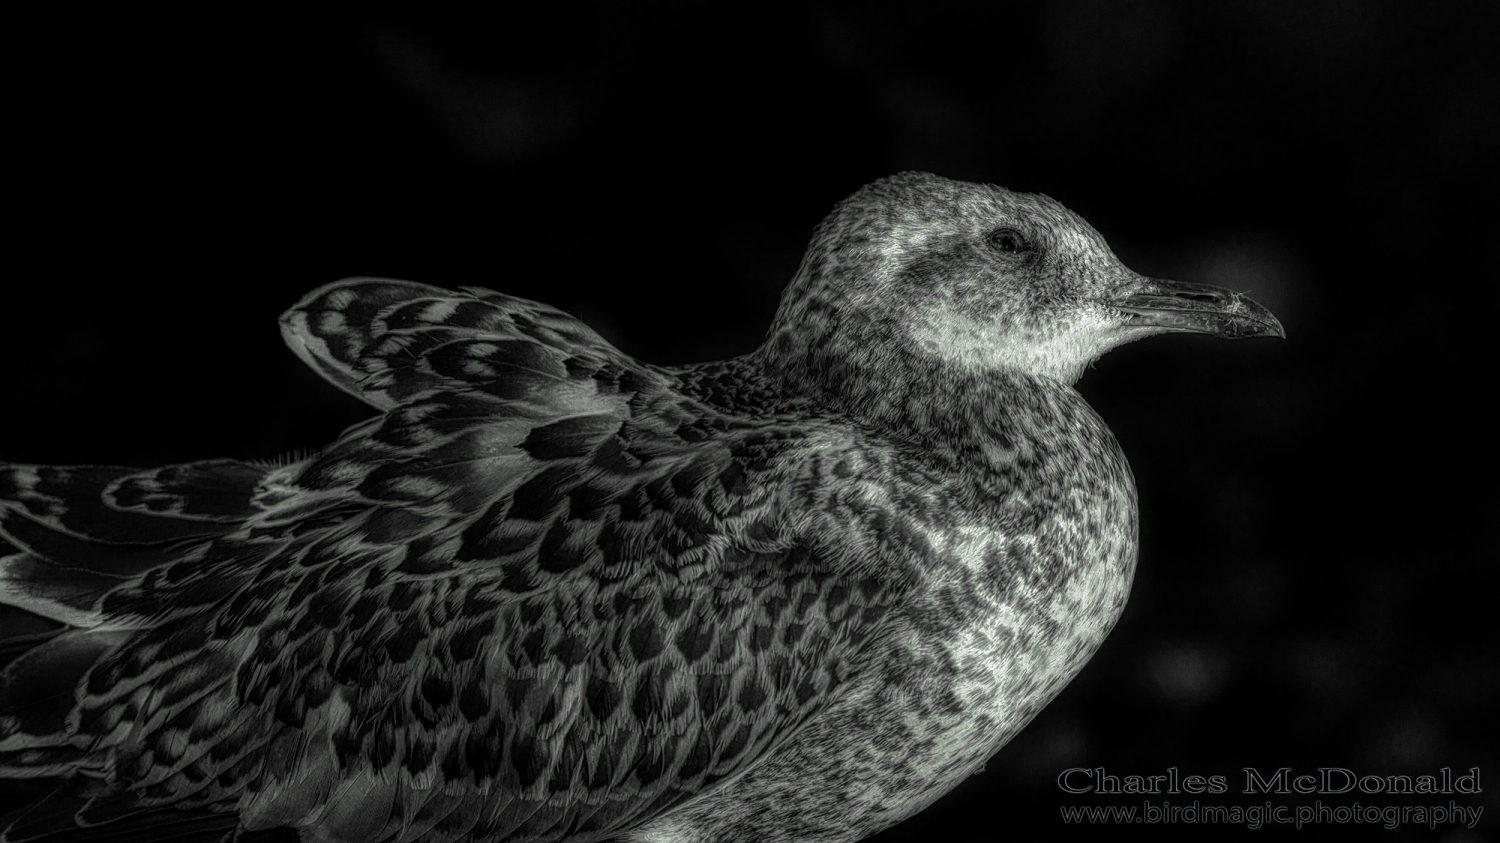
[986,227,1028,254]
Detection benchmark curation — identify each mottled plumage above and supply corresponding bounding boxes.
[0,172,1282,842]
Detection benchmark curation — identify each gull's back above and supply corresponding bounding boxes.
[0,280,905,842]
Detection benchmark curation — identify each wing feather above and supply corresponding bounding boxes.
[278,278,662,414]
[1,280,906,843]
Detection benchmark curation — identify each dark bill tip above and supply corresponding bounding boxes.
[1116,279,1286,340]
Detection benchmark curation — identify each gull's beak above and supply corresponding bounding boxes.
[1115,278,1286,340]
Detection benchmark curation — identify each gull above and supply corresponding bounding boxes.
[0,172,1283,842]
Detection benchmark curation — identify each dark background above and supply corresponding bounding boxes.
[5,3,1496,841]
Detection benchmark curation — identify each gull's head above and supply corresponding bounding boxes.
[762,172,1283,389]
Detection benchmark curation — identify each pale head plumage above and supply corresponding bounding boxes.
[759,171,1278,398]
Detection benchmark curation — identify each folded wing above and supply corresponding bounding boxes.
[0,280,900,843]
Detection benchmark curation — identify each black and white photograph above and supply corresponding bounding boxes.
[2,4,1494,841]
